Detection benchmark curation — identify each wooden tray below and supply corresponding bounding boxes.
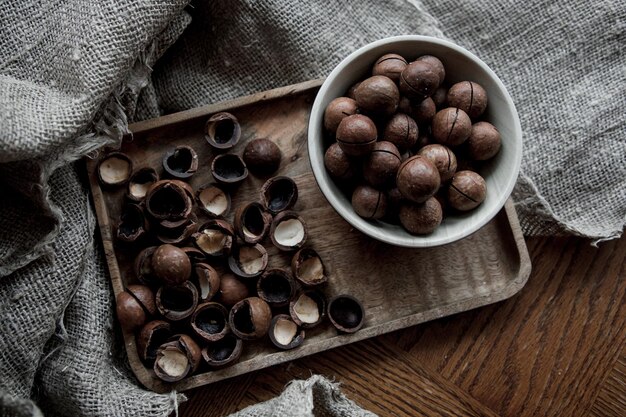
[87,79,531,393]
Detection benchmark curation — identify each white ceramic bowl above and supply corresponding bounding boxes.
[308,36,522,247]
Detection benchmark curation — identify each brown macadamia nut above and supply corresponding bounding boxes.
[415,55,445,84]
[418,144,457,182]
[346,81,361,99]
[396,155,441,203]
[324,143,357,181]
[446,81,488,119]
[383,113,418,152]
[362,141,402,189]
[352,185,387,219]
[399,197,443,235]
[243,138,282,176]
[397,97,436,125]
[399,61,441,100]
[323,97,358,134]
[448,170,487,211]
[467,121,501,160]
[431,86,448,109]
[372,53,408,82]
[355,75,400,117]
[432,107,472,146]
[336,114,377,156]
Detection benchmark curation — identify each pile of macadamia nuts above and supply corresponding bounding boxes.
[99,113,364,383]
[323,53,501,234]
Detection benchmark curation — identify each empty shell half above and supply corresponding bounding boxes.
[192,219,235,258]
[289,290,327,329]
[211,154,248,186]
[260,176,298,214]
[97,152,132,187]
[126,167,158,202]
[196,183,231,218]
[269,314,305,350]
[233,202,273,244]
[205,112,241,150]
[162,145,198,179]
[291,248,328,287]
[227,243,268,279]
[155,281,199,321]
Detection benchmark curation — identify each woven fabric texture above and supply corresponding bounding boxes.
[0,0,624,416]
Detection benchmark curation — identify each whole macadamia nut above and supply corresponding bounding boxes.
[415,55,445,84]
[399,197,443,235]
[352,185,387,219]
[396,155,441,203]
[346,82,361,100]
[418,144,457,182]
[447,81,488,119]
[362,141,402,189]
[432,107,472,146]
[336,114,377,156]
[324,97,358,134]
[448,170,487,211]
[399,61,441,100]
[383,113,418,152]
[355,75,400,117]
[372,53,408,82]
[324,143,356,182]
[431,86,448,109]
[467,121,501,160]
[243,138,282,176]
[152,244,192,286]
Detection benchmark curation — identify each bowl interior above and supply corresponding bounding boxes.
[308,36,522,247]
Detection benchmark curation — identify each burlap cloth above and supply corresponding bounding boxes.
[0,1,624,416]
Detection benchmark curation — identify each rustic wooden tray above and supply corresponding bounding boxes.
[87,79,531,393]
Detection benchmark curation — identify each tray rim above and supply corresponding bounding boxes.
[86,80,531,393]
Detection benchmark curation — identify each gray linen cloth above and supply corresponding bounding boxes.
[0,1,624,416]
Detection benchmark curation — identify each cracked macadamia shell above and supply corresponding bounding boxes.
[228,244,268,278]
[269,314,305,350]
[289,290,326,328]
[270,211,307,251]
[291,248,327,287]
[98,152,132,186]
[228,297,272,340]
[196,184,231,217]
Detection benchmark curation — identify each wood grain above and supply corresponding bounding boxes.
[86,80,530,393]
[179,235,625,417]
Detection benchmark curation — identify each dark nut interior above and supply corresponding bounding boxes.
[211,154,248,185]
[234,202,272,244]
[145,180,193,221]
[256,269,296,307]
[156,281,198,321]
[191,302,229,342]
[261,176,298,214]
[228,297,272,340]
[116,204,148,243]
[162,146,198,179]
[328,294,364,333]
[202,333,243,368]
[137,320,172,364]
[205,112,241,150]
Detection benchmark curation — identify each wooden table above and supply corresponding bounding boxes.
[179,234,626,416]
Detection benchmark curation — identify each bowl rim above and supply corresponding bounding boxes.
[308,35,522,248]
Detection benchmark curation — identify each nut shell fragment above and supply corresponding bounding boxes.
[233,202,272,244]
[269,314,305,350]
[196,183,231,218]
[191,302,229,343]
[328,294,364,333]
[256,268,297,307]
[162,145,198,179]
[156,281,199,321]
[97,152,132,187]
[228,244,268,279]
[289,290,326,329]
[205,112,241,150]
[270,211,307,251]
[192,220,235,258]
[260,176,298,214]
[291,248,328,287]
[153,334,201,382]
[228,297,272,340]
[201,334,243,368]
